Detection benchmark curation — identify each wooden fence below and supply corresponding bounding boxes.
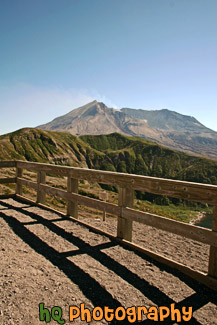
[1,160,217,290]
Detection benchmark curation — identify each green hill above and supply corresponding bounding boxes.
[0,128,89,167]
[80,133,217,185]
[1,128,217,187]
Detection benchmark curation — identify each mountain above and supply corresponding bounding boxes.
[121,107,217,160]
[1,128,217,187]
[120,107,209,132]
[38,101,217,160]
[38,100,163,140]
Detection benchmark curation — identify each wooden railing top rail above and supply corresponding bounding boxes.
[1,159,217,204]
[14,160,217,205]
[0,161,16,168]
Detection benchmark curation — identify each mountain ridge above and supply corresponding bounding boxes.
[38,100,157,137]
[121,107,212,132]
[37,101,217,160]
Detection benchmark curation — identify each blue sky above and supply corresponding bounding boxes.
[0,0,216,134]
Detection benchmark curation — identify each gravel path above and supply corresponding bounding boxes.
[0,198,216,324]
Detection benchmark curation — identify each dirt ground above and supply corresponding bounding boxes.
[0,198,217,324]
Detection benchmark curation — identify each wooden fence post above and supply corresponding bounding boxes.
[16,167,23,196]
[208,205,217,278]
[99,191,108,221]
[117,187,134,241]
[36,171,46,204]
[67,177,78,218]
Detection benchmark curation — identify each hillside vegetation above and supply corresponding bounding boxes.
[1,128,217,187]
[1,128,216,223]
[80,133,217,185]
[0,128,89,167]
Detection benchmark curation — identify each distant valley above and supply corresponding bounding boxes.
[38,100,217,160]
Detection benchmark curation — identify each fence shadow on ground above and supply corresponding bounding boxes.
[1,199,216,324]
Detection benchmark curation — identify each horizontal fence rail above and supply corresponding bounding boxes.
[16,177,217,248]
[15,160,217,204]
[0,161,16,168]
[0,177,16,184]
[1,160,217,291]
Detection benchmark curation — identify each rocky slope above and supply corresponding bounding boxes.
[38,100,163,140]
[38,101,217,160]
[121,107,208,132]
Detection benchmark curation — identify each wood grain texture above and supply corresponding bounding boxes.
[16,168,23,195]
[15,169,217,247]
[117,187,134,241]
[16,160,217,204]
[67,177,78,218]
[123,207,217,248]
[40,183,121,216]
[17,177,38,190]
[36,171,46,204]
